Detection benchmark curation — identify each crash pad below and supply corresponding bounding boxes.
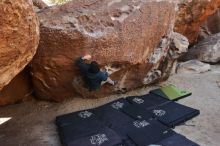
[56,97,200,146]
[151,102,200,127]
[150,85,192,101]
[113,139,137,146]
[93,105,135,139]
[96,98,131,111]
[56,109,97,127]
[56,98,130,128]
[126,94,170,110]
[122,104,153,120]
[59,117,104,145]
[67,127,122,146]
[156,132,200,146]
[128,119,174,146]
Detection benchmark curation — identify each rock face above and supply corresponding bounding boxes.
[175,0,220,44]
[0,68,33,106]
[0,0,39,90]
[199,8,220,40]
[184,33,220,63]
[31,0,179,101]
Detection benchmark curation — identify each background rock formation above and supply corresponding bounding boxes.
[31,0,177,101]
[183,33,220,63]
[0,0,39,91]
[175,0,220,44]
[177,60,211,74]
[199,7,220,40]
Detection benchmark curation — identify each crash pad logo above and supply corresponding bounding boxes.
[111,101,124,110]
[132,97,144,104]
[153,110,166,117]
[78,111,93,118]
[133,120,150,128]
[90,134,108,145]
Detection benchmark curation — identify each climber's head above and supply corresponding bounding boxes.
[89,61,100,73]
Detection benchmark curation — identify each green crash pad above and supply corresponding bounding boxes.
[150,85,192,101]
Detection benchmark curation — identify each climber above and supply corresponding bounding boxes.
[75,55,116,91]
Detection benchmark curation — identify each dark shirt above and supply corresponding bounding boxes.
[76,57,108,91]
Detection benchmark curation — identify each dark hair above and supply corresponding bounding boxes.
[89,61,100,73]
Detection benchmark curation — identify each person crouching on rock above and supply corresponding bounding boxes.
[75,55,117,91]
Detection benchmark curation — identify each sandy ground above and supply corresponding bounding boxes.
[0,65,220,146]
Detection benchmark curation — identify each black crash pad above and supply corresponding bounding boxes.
[56,97,200,146]
[93,105,135,139]
[121,139,137,146]
[96,98,131,111]
[67,127,122,146]
[112,138,137,146]
[56,98,130,128]
[151,102,200,127]
[122,104,153,120]
[126,94,170,110]
[56,109,98,127]
[127,119,174,146]
[59,117,105,145]
[156,132,200,146]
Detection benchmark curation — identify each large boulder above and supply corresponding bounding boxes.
[175,0,220,44]
[0,0,39,90]
[199,8,220,40]
[0,68,33,106]
[31,0,179,101]
[183,33,220,63]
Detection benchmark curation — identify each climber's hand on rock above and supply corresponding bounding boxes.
[101,68,107,72]
[112,80,118,86]
[82,55,91,60]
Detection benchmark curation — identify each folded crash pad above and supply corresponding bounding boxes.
[150,85,192,101]
[126,94,170,110]
[151,102,200,127]
[128,119,174,146]
[67,127,122,146]
[156,132,200,146]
